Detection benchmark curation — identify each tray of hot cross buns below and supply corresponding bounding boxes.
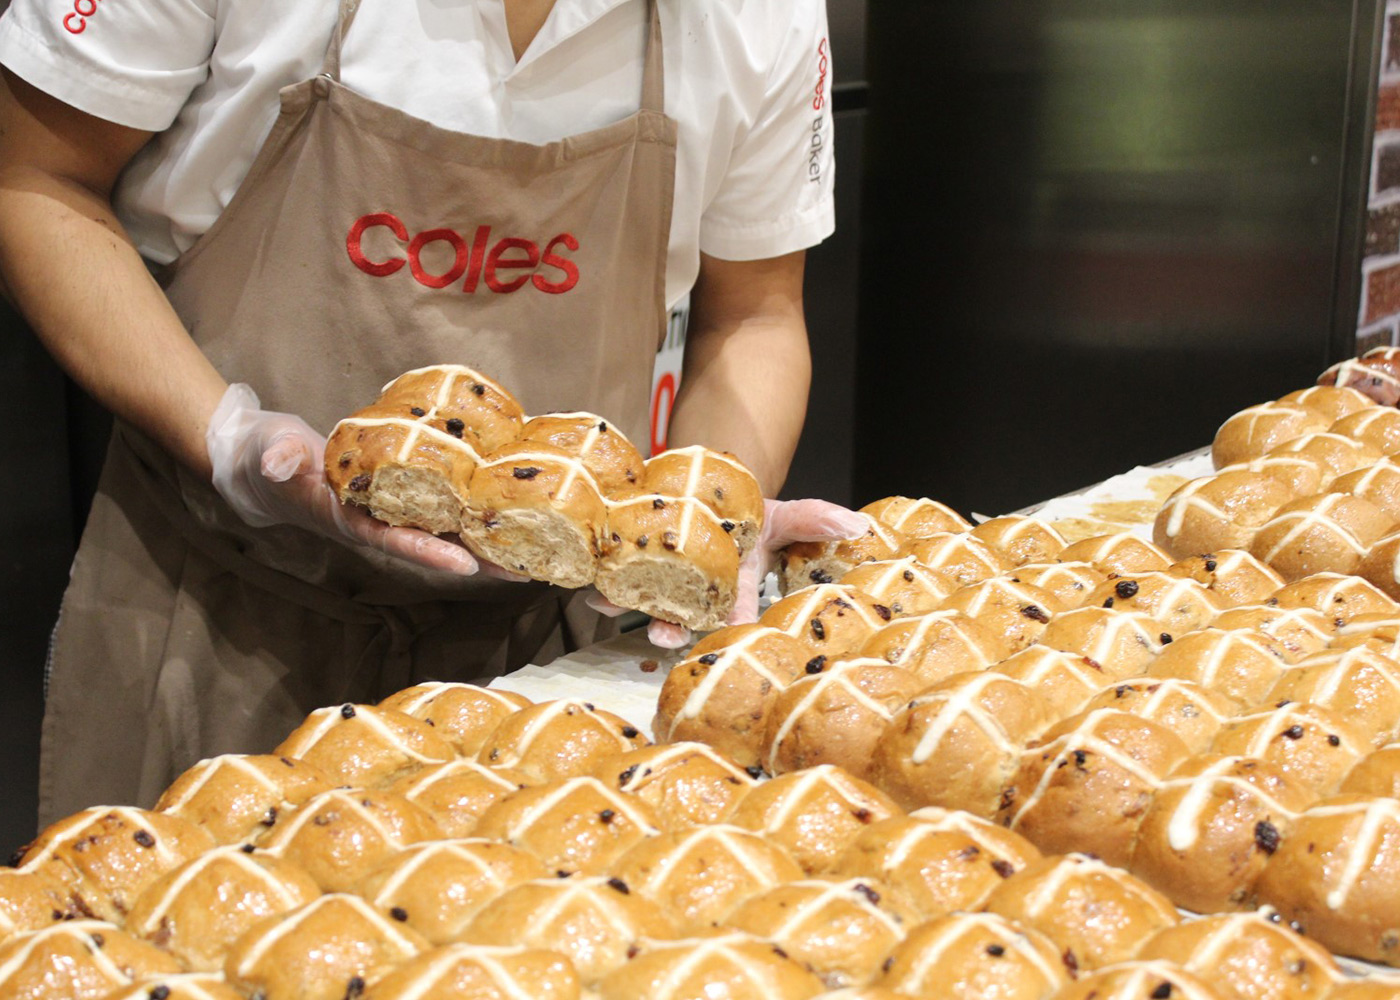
[8,353,1400,999]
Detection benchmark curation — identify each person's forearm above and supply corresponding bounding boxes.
[666,306,811,499]
[0,169,227,479]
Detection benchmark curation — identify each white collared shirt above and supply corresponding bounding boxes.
[0,0,835,308]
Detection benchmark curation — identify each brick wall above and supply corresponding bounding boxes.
[1361,1,1400,351]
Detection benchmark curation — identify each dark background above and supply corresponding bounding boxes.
[0,0,1383,853]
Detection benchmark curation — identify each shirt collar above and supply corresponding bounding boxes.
[510,0,637,75]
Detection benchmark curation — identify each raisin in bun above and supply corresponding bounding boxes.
[1250,492,1395,581]
[588,742,756,829]
[388,760,535,839]
[154,754,337,846]
[1254,795,1400,964]
[1319,348,1400,406]
[1127,754,1315,914]
[520,411,644,496]
[779,518,903,594]
[872,672,1052,817]
[475,699,647,782]
[360,944,583,1000]
[1133,908,1341,1000]
[1280,384,1376,421]
[998,709,1191,868]
[862,496,972,538]
[875,911,1070,1000]
[641,445,764,557]
[0,867,75,942]
[1084,573,1223,635]
[459,442,608,588]
[1047,962,1229,1000]
[325,365,523,533]
[17,806,215,924]
[722,878,917,989]
[124,846,321,971]
[459,875,677,985]
[830,811,1041,920]
[1209,703,1370,795]
[1167,550,1286,608]
[653,625,806,769]
[1081,678,1241,754]
[610,824,803,932]
[762,659,923,781]
[1035,607,1170,679]
[1332,405,1400,454]
[969,515,1068,566]
[593,932,824,1000]
[723,765,901,874]
[900,532,1014,590]
[1059,532,1173,575]
[1272,571,1398,618]
[1333,458,1400,520]
[938,577,1065,655]
[253,788,442,893]
[982,853,1179,973]
[837,557,951,618]
[594,493,740,630]
[377,683,531,757]
[1014,560,1110,609]
[1265,647,1400,747]
[470,776,661,875]
[858,609,1002,685]
[98,975,247,1000]
[993,646,1110,717]
[223,894,428,1000]
[759,584,895,659]
[1153,472,1294,558]
[354,839,547,945]
[1212,402,1330,469]
[0,920,181,999]
[274,703,455,790]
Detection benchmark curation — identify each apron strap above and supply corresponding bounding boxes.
[640,0,665,115]
[321,0,362,83]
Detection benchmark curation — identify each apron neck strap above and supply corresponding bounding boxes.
[322,0,663,110]
[640,0,665,115]
[322,0,361,83]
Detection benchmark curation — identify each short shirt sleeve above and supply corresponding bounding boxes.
[0,0,216,131]
[698,0,836,262]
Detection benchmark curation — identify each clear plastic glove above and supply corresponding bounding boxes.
[585,497,870,650]
[206,382,491,576]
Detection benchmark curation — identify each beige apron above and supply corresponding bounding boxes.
[39,0,677,825]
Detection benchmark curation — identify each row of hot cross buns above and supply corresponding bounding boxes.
[323,364,764,629]
[0,680,1392,1000]
[1164,380,1400,592]
[654,497,1400,968]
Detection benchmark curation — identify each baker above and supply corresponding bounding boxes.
[0,0,863,824]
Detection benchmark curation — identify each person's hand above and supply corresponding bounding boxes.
[587,497,869,650]
[206,383,496,576]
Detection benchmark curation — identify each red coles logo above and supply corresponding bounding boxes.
[812,38,829,111]
[62,0,104,34]
[346,213,580,295]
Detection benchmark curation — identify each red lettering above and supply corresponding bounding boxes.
[346,213,408,277]
[813,38,829,111]
[462,225,491,293]
[484,237,540,294]
[651,372,677,456]
[63,12,85,32]
[407,228,468,288]
[533,233,580,294]
[74,0,96,14]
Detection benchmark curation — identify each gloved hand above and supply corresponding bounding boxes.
[588,497,870,650]
[205,383,490,576]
